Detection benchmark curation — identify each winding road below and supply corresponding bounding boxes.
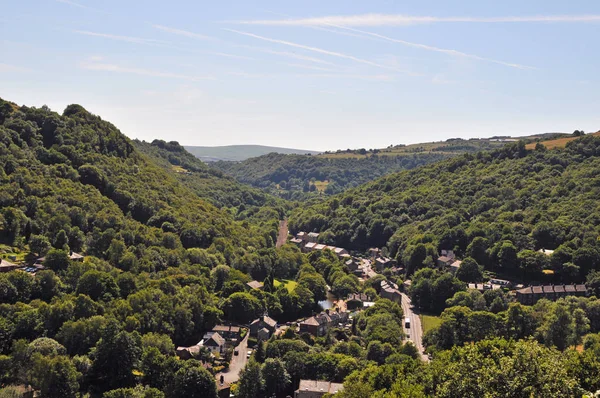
[400,292,429,362]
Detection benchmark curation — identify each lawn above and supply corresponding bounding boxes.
[420,314,442,334]
[274,279,298,293]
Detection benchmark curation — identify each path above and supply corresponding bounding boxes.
[400,292,429,362]
[217,333,249,384]
[276,219,288,248]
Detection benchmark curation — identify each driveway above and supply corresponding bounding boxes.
[400,292,429,362]
[217,333,249,384]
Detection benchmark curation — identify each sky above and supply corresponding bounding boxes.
[1,1,600,151]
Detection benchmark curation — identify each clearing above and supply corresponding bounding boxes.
[420,314,442,334]
[274,279,297,293]
[525,131,600,150]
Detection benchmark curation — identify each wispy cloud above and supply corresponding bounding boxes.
[56,0,106,14]
[80,60,214,81]
[74,30,167,45]
[152,24,213,41]
[240,45,336,66]
[285,63,337,72]
[210,52,255,60]
[224,29,416,75]
[237,13,600,27]
[0,63,33,73]
[327,25,536,70]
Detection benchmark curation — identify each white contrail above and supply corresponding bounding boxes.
[224,28,416,75]
[152,24,213,41]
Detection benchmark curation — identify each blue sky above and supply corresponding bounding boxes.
[1,0,600,150]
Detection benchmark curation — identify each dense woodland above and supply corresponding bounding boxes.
[211,152,453,199]
[2,96,600,397]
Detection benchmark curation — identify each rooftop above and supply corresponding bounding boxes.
[297,379,344,394]
[247,280,264,290]
[251,315,277,328]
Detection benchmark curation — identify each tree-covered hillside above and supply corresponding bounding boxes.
[133,139,287,212]
[290,137,600,283]
[212,152,453,200]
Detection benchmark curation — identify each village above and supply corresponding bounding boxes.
[1,231,592,398]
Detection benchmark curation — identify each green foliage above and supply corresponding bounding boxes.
[172,361,217,398]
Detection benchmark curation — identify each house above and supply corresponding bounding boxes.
[374,257,395,271]
[296,232,307,242]
[290,237,304,245]
[201,332,226,355]
[303,242,317,253]
[257,327,271,341]
[307,232,320,243]
[368,248,381,259]
[299,316,320,336]
[489,278,512,288]
[333,247,349,258]
[346,293,369,310]
[441,250,455,260]
[516,284,588,305]
[538,248,555,256]
[295,380,344,397]
[249,316,277,338]
[247,280,263,290]
[448,260,462,274]
[345,259,360,273]
[0,259,19,273]
[380,280,402,303]
[299,310,348,337]
[176,345,201,359]
[69,252,84,261]
[211,325,241,341]
[437,256,454,267]
[314,244,327,251]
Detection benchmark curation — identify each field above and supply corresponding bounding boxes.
[420,314,442,334]
[274,279,298,293]
[313,180,329,192]
[525,131,600,150]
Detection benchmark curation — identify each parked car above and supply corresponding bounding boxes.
[246,350,252,358]
[234,349,239,356]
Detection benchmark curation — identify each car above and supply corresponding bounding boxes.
[234,349,239,356]
[246,350,252,358]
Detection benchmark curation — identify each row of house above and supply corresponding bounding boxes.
[516,284,588,305]
[299,309,349,337]
[290,232,351,259]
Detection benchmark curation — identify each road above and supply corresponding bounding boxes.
[400,292,429,362]
[217,333,249,384]
[276,219,288,248]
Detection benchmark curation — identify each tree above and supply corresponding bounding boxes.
[237,359,264,398]
[43,249,70,272]
[466,237,489,267]
[29,234,51,256]
[455,257,483,282]
[103,385,165,398]
[89,321,141,391]
[34,356,80,398]
[517,250,547,280]
[173,362,217,398]
[497,241,518,271]
[262,358,290,396]
[76,270,120,301]
[222,292,263,324]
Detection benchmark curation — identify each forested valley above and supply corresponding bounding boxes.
[2,97,600,398]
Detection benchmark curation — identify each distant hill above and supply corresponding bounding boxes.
[184,144,320,162]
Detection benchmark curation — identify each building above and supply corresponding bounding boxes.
[299,310,348,337]
[303,242,317,253]
[441,249,455,260]
[290,237,304,245]
[247,280,263,290]
[437,256,454,267]
[307,232,320,243]
[368,248,381,259]
[296,232,307,242]
[380,280,402,303]
[201,332,226,355]
[211,325,241,341]
[176,345,201,359]
[346,293,369,310]
[0,259,18,273]
[374,257,396,272]
[295,380,344,397]
[333,247,349,258]
[249,316,277,338]
[516,284,588,305]
[448,260,462,274]
[69,252,84,261]
[538,248,555,256]
[314,244,327,251]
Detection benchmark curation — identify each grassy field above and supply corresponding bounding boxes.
[313,180,329,192]
[420,314,442,334]
[274,279,298,293]
[0,244,27,263]
[525,131,600,150]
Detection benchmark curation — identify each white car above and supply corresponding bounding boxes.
[246,350,252,358]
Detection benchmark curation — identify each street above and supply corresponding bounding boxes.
[400,292,429,362]
[276,219,288,248]
[217,332,249,384]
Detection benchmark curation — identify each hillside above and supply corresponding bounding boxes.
[290,137,600,283]
[184,144,320,162]
[525,130,600,150]
[133,139,286,212]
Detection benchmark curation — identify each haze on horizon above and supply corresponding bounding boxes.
[1,0,599,151]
